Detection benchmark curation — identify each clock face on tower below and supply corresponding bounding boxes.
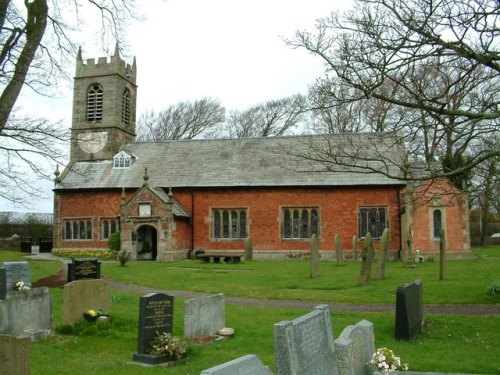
[78,132,108,154]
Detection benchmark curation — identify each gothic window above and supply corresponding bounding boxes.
[282,207,320,240]
[101,218,120,240]
[122,88,131,126]
[212,208,248,240]
[64,219,93,240]
[433,209,443,239]
[358,207,388,238]
[87,84,103,122]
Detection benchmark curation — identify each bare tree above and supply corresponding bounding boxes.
[0,0,135,206]
[136,98,226,141]
[227,94,307,138]
[289,0,499,183]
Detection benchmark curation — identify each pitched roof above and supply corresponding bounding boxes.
[55,133,406,191]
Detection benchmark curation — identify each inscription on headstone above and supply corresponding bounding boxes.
[274,304,338,375]
[0,334,30,375]
[334,319,375,375]
[2,261,31,293]
[132,293,174,365]
[201,354,273,375]
[67,258,101,282]
[395,279,424,340]
[0,268,6,300]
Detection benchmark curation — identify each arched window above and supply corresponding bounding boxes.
[433,209,442,239]
[212,208,248,240]
[122,88,131,126]
[282,207,320,240]
[87,84,103,122]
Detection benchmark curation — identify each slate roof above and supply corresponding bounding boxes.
[55,133,406,191]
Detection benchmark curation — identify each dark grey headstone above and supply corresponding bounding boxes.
[67,258,101,282]
[133,293,174,364]
[2,261,31,292]
[395,279,424,340]
[0,268,6,300]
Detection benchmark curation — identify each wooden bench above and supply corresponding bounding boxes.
[198,253,242,263]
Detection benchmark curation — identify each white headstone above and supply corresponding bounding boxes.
[184,293,225,339]
[335,319,375,375]
[201,354,272,375]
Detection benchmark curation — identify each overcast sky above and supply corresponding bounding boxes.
[1,0,352,213]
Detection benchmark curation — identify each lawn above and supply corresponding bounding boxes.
[1,247,499,374]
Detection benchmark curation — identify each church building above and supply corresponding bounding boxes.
[52,49,471,261]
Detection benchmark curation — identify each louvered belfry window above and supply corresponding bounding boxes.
[122,88,131,126]
[87,84,103,122]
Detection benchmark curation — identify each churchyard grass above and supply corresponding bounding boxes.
[100,246,500,305]
[1,247,499,374]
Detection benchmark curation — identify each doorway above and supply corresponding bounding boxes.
[136,225,158,260]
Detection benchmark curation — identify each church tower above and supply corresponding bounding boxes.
[70,44,137,162]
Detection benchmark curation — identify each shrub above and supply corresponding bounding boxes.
[117,250,132,266]
[108,232,121,255]
[485,281,500,297]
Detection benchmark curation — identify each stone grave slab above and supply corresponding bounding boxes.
[274,304,338,375]
[395,279,424,340]
[2,261,31,293]
[0,335,30,375]
[0,267,6,300]
[62,279,111,325]
[335,319,375,375]
[201,354,272,375]
[67,257,101,282]
[184,293,225,339]
[0,287,54,340]
[132,292,174,365]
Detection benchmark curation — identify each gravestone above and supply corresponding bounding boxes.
[67,258,101,282]
[0,287,54,341]
[132,292,174,365]
[201,354,272,375]
[335,319,375,375]
[184,293,225,339]
[0,267,6,300]
[395,279,424,340]
[0,335,30,375]
[62,279,111,325]
[274,304,338,375]
[2,261,31,293]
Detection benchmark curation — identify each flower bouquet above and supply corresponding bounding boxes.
[82,309,110,322]
[369,347,408,373]
[149,332,188,361]
[12,280,30,291]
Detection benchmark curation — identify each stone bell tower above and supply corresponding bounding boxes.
[70,44,137,162]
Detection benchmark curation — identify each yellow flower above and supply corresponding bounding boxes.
[88,309,96,316]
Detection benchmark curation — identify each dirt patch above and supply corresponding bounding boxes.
[32,268,66,288]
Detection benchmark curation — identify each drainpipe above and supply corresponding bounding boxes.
[191,192,195,253]
[397,187,403,260]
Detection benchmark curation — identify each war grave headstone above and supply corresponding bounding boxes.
[395,279,424,341]
[2,261,31,293]
[335,319,375,375]
[274,304,338,375]
[0,287,54,341]
[67,257,101,282]
[184,293,225,339]
[201,354,273,375]
[62,279,111,325]
[132,292,174,365]
[0,335,30,375]
[0,267,6,300]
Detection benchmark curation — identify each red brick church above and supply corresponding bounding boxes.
[52,48,470,261]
